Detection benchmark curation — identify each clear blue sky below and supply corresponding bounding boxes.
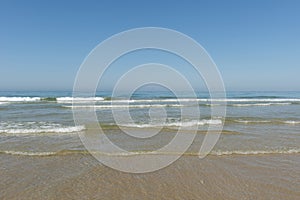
[0,0,299,91]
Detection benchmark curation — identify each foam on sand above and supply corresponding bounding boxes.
[1,148,299,157]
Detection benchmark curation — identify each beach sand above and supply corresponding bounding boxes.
[1,154,299,200]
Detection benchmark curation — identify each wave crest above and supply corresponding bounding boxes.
[1,148,299,157]
[0,121,85,135]
[120,119,223,128]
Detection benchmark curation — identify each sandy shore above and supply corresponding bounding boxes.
[1,153,299,200]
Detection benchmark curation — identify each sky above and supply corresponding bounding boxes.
[0,0,300,91]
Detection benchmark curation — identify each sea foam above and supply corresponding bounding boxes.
[120,119,223,128]
[1,148,299,157]
[0,121,85,135]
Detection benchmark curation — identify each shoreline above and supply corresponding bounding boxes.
[1,153,299,200]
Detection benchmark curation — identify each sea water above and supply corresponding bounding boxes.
[0,91,299,156]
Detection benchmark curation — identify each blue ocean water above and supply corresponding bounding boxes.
[0,91,299,156]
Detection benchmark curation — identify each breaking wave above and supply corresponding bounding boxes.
[1,148,299,157]
[0,121,85,135]
[120,119,223,128]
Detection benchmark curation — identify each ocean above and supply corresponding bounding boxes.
[0,91,299,199]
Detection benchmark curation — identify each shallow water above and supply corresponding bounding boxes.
[0,91,300,199]
[0,91,299,156]
[1,154,299,200]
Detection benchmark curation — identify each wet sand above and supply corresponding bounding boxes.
[1,154,299,200]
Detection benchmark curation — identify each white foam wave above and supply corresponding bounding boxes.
[234,120,272,124]
[69,102,293,108]
[57,97,104,103]
[284,121,300,124]
[0,97,40,102]
[0,96,105,103]
[1,96,299,104]
[106,98,300,103]
[0,121,85,135]
[66,104,182,109]
[106,99,188,103]
[1,148,299,157]
[211,149,300,156]
[120,119,222,128]
[231,103,291,107]
[210,98,300,102]
[233,119,300,125]
[0,126,85,134]
[1,150,58,156]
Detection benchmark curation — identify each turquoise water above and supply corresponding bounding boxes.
[0,91,299,156]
